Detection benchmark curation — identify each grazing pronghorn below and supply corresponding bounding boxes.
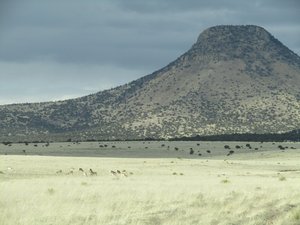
[66,168,74,175]
[79,168,87,176]
[111,170,117,176]
[56,170,62,174]
[89,169,97,176]
[122,170,128,177]
[110,169,129,177]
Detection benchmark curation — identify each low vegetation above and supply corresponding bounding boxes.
[1,141,300,225]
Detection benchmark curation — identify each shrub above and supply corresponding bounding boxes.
[293,209,300,221]
[278,175,286,181]
[224,145,230,149]
[190,148,194,155]
[81,182,88,186]
[221,179,230,183]
[47,188,55,195]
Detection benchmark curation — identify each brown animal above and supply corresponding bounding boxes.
[66,170,73,175]
[89,169,97,176]
[79,168,87,176]
[111,170,117,176]
[122,170,128,177]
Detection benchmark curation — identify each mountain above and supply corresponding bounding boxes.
[1,25,300,142]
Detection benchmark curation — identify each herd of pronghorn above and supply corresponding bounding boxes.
[55,167,132,177]
[1,167,132,177]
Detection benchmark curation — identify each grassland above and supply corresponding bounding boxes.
[1,141,300,225]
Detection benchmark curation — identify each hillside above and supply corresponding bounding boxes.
[0,25,300,141]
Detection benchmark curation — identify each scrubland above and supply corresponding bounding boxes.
[1,141,300,225]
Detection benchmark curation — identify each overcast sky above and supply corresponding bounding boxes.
[0,0,299,105]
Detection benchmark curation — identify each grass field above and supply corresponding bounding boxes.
[1,141,300,225]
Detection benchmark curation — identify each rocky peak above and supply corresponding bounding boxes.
[183,25,300,68]
[196,25,271,46]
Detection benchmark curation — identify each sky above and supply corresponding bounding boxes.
[0,0,299,105]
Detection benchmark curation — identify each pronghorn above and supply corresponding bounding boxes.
[79,168,87,176]
[89,169,97,176]
[56,170,63,174]
[110,170,117,176]
[111,170,129,177]
[66,168,74,175]
[122,170,128,177]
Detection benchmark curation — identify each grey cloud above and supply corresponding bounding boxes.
[0,0,299,68]
[0,61,146,104]
[115,0,299,15]
[0,0,299,104]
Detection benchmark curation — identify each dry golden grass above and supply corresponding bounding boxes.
[1,144,300,225]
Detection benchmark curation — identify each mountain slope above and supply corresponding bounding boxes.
[1,25,300,141]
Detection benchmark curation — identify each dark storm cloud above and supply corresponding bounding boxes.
[116,0,300,12]
[0,0,299,104]
[0,0,197,70]
[1,0,298,66]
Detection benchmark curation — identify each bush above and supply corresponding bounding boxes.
[278,175,286,181]
[224,145,230,149]
[47,188,55,195]
[221,179,230,183]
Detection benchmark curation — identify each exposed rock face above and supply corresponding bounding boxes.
[0,25,300,141]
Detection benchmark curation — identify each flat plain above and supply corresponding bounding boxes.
[1,141,300,225]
